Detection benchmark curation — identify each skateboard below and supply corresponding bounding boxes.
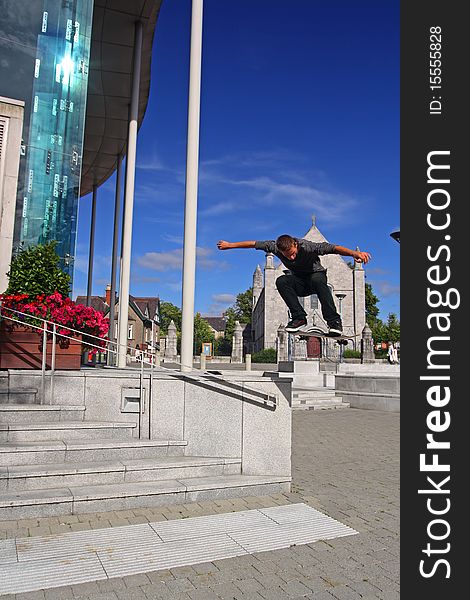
[288,328,359,345]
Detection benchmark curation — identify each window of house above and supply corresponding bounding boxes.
[128,324,134,340]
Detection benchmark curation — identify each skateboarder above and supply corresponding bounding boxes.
[217,235,371,335]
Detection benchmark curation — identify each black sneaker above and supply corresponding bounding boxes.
[327,321,343,336]
[285,318,308,332]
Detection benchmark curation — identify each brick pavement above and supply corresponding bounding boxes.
[0,408,399,599]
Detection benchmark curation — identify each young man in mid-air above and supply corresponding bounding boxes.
[217,235,371,335]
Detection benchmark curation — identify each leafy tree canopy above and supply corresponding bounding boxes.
[193,312,215,351]
[159,301,182,334]
[365,282,380,325]
[224,287,253,340]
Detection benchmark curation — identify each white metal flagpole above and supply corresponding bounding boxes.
[180,0,204,372]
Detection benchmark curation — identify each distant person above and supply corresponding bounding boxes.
[217,235,371,335]
[387,342,396,364]
[135,344,141,362]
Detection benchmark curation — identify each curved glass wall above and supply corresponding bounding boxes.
[0,0,93,284]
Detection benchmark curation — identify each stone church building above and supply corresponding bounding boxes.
[250,218,366,355]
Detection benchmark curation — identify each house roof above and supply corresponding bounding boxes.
[75,295,108,313]
[75,294,160,324]
[203,316,226,332]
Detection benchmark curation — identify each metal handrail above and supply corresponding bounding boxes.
[0,304,277,423]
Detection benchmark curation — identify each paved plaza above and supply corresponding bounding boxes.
[0,408,399,599]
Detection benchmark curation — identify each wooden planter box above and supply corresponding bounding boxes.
[0,323,82,370]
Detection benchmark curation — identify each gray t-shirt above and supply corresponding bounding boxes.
[254,238,336,274]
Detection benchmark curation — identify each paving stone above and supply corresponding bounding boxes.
[170,566,197,579]
[14,592,46,600]
[123,573,150,588]
[208,582,242,599]
[114,588,148,600]
[327,585,363,600]
[0,409,398,600]
[97,578,127,593]
[70,582,101,597]
[280,578,314,597]
[165,577,196,594]
[44,586,74,599]
[75,594,119,600]
[234,577,264,595]
[146,569,176,584]
[187,589,221,600]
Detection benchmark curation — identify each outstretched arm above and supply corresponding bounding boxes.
[217,240,256,250]
[333,245,372,264]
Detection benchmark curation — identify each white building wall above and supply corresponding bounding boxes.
[0,97,24,293]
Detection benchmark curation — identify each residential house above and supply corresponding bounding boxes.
[76,286,161,355]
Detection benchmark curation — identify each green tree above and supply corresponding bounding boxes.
[371,319,388,344]
[214,336,232,356]
[223,306,238,340]
[193,312,215,354]
[233,288,253,323]
[384,313,400,343]
[6,241,71,297]
[365,282,380,326]
[159,301,182,334]
[223,287,253,340]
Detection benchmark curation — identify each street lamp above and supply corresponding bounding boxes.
[335,293,346,363]
[390,229,400,243]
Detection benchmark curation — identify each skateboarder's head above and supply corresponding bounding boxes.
[276,235,298,261]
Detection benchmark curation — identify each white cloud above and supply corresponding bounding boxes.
[131,275,161,283]
[199,161,359,224]
[372,280,400,297]
[367,267,390,276]
[199,201,239,217]
[137,249,182,271]
[137,247,229,272]
[212,293,236,304]
[161,233,184,244]
[203,293,237,316]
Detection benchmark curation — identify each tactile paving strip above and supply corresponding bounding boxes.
[0,503,358,595]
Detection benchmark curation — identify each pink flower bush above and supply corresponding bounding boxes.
[0,292,109,351]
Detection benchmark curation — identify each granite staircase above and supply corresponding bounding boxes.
[0,401,289,520]
[292,386,350,410]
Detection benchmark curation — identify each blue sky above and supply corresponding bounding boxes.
[73,0,400,320]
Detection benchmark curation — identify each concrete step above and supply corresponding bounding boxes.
[292,400,350,411]
[0,456,242,492]
[0,439,187,466]
[0,404,86,423]
[0,474,291,520]
[0,421,136,443]
[293,391,336,399]
[293,396,345,404]
[0,388,39,404]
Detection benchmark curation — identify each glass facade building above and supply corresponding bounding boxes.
[0,0,94,283]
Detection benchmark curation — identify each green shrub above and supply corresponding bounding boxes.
[214,337,232,356]
[6,241,71,297]
[343,349,361,359]
[251,348,277,363]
